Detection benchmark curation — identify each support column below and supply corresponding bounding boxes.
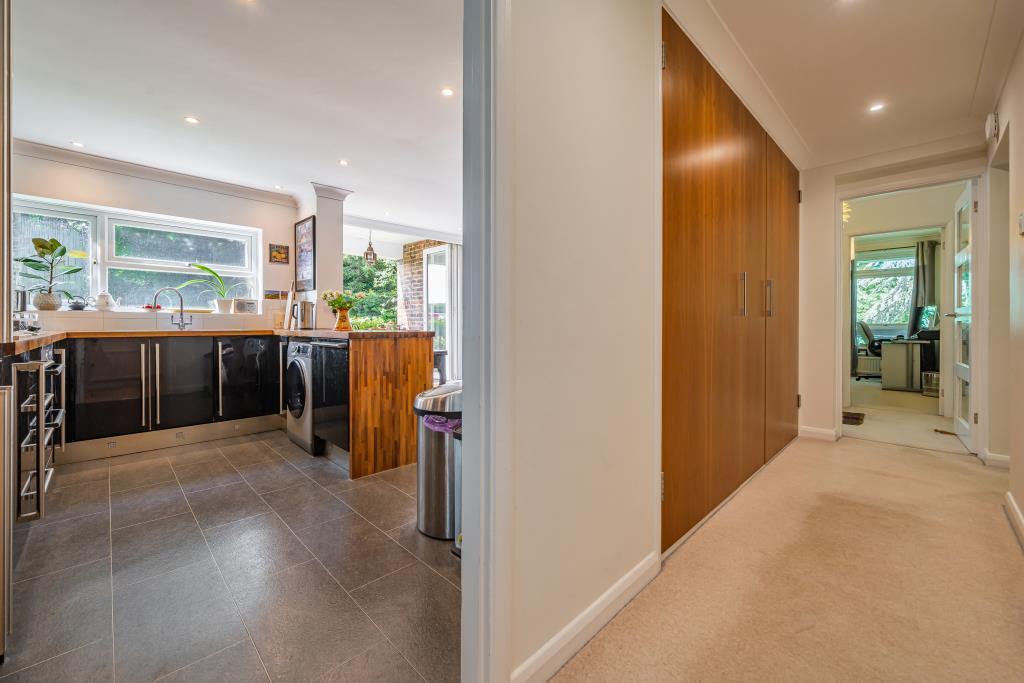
[310,183,352,329]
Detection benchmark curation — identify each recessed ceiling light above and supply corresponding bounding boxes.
[868,102,885,113]
[274,184,282,190]
[70,141,85,148]
[441,87,454,98]
[184,116,200,124]
[338,159,349,167]
[384,211,391,217]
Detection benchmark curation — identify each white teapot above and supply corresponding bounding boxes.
[93,291,121,311]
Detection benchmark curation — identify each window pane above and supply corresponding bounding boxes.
[107,268,254,308]
[425,250,448,350]
[855,274,913,325]
[13,210,91,300]
[855,257,915,272]
[113,223,248,268]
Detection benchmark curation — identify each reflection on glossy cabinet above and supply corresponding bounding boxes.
[66,337,147,442]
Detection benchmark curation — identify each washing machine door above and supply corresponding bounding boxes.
[284,359,307,419]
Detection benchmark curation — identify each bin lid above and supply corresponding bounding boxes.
[414,380,462,418]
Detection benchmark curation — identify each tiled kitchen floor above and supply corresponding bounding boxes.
[0,430,461,682]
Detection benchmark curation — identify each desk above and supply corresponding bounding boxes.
[881,340,929,392]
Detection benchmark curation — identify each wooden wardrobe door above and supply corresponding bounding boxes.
[661,10,713,551]
[706,72,766,507]
[765,137,800,459]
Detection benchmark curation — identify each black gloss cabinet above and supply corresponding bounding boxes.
[66,337,148,442]
[65,335,280,443]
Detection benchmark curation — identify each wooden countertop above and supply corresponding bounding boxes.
[275,329,434,340]
[3,328,433,356]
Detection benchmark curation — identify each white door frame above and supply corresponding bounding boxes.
[951,183,976,447]
[833,169,989,455]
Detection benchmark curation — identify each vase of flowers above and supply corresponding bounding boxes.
[15,238,88,311]
[321,289,365,331]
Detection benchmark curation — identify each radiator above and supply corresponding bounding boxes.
[856,356,881,375]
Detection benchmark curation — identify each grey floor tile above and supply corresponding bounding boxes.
[236,457,307,494]
[235,561,383,681]
[111,479,189,530]
[303,460,366,493]
[267,439,320,469]
[12,512,110,582]
[206,513,312,593]
[372,464,418,497]
[336,481,417,532]
[0,638,113,683]
[317,641,422,682]
[388,522,461,589]
[261,482,351,532]
[112,512,210,588]
[173,454,243,493]
[51,459,109,490]
[25,479,109,527]
[297,513,415,590]
[114,559,247,683]
[186,482,269,530]
[0,559,111,676]
[351,563,461,683]
[110,458,175,493]
[156,639,268,682]
[255,430,290,447]
[159,443,225,466]
[220,441,281,468]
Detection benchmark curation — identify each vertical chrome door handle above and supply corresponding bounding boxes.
[766,279,774,317]
[217,341,224,417]
[140,343,146,427]
[279,341,286,414]
[740,272,748,317]
[155,343,161,425]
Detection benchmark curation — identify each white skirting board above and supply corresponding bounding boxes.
[798,425,838,441]
[980,449,1011,469]
[510,552,661,683]
[1006,492,1024,548]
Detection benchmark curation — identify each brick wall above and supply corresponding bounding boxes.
[397,239,446,330]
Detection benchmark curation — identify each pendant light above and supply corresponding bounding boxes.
[363,230,378,265]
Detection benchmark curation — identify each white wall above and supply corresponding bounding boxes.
[991,39,1024,524]
[498,1,661,679]
[12,140,299,292]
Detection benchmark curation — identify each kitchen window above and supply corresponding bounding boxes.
[12,197,261,308]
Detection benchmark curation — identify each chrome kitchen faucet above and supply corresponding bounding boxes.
[153,287,193,330]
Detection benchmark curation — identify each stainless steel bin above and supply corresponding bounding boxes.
[413,381,462,539]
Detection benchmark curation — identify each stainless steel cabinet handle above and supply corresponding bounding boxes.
[740,272,748,317]
[766,279,774,317]
[155,343,161,425]
[279,341,286,414]
[217,341,224,417]
[140,344,146,427]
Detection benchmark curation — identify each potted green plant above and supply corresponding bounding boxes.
[321,289,366,331]
[15,238,87,310]
[177,263,249,313]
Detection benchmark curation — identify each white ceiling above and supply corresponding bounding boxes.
[845,180,968,236]
[12,0,462,236]
[707,0,1024,167]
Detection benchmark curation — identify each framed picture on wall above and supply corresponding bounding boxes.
[269,244,289,264]
[294,216,316,292]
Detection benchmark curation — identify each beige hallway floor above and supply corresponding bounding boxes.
[842,404,969,455]
[555,437,1024,682]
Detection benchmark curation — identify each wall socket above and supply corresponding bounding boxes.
[106,441,117,449]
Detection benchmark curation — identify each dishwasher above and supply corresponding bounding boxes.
[311,340,350,451]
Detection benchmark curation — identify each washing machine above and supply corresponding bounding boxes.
[284,342,322,454]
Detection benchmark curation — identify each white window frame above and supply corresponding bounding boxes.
[13,195,262,301]
[423,244,450,342]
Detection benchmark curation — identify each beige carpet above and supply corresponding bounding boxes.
[850,378,939,415]
[843,405,969,455]
[555,437,1024,682]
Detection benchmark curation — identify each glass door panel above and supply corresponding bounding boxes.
[952,183,973,450]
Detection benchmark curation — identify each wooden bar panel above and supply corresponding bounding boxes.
[348,337,433,478]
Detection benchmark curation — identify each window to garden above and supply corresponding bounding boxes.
[854,249,916,327]
[12,197,260,309]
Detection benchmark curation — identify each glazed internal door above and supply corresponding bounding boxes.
[764,138,800,459]
[951,184,974,450]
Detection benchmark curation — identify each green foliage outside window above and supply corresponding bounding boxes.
[342,255,398,327]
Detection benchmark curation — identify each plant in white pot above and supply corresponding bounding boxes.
[177,263,249,313]
[15,238,87,311]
